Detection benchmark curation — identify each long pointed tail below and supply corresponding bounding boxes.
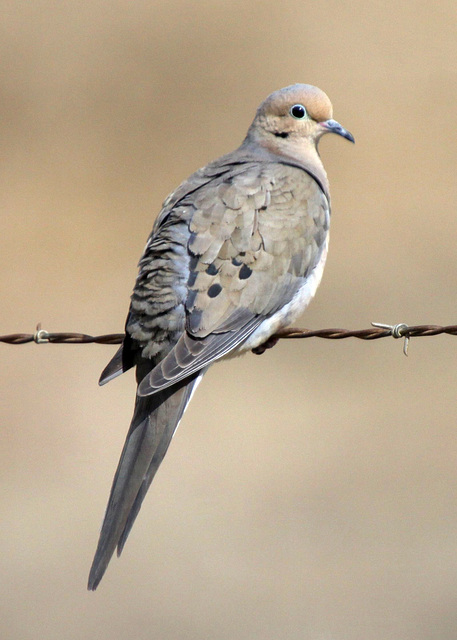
[88,372,201,590]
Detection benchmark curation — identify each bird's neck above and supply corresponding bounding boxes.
[241,133,330,199]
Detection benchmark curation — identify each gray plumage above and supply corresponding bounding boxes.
[88,83,353,590]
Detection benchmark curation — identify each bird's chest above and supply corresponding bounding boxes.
[238,173,331,350]
[257,174,329,271]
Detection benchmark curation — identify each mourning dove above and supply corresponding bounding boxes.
[88,83,353,590]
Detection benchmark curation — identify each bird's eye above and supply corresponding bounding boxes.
[289,104,307,119]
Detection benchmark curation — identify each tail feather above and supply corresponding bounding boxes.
[88,372,201,590]
[99,334,135,386]
[116,371,204,555]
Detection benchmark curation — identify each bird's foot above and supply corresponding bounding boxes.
[252,334,280,355]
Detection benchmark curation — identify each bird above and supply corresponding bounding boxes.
[88,83,354,590]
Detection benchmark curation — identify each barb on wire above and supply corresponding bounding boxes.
[1,322,457,355]
[1,324,124,345]
[371,322,410,355]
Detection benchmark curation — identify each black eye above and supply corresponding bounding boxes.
[289,104,307,119]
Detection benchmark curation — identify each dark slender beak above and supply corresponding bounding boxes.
[320,119,355,143]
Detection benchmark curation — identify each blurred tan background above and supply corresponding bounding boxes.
[1,2,457,638]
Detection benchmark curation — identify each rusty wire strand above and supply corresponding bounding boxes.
[1,323,457,348]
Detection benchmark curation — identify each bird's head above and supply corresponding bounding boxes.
[245,83,354,158]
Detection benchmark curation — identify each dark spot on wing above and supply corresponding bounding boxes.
[188,233,198,256]
[208,283,223,298]
[239,264,252,280]
[187,308,203,333]
[187,271,198,286]
[205,263,218,275]
[189,255,199,269]
[187,289,198,308]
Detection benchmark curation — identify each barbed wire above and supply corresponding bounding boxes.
[0,326,124,345]
[2,322,457,355]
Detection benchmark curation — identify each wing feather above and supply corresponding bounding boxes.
[136,162,329,397]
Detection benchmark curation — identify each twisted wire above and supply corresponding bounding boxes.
[1,323,457,346]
